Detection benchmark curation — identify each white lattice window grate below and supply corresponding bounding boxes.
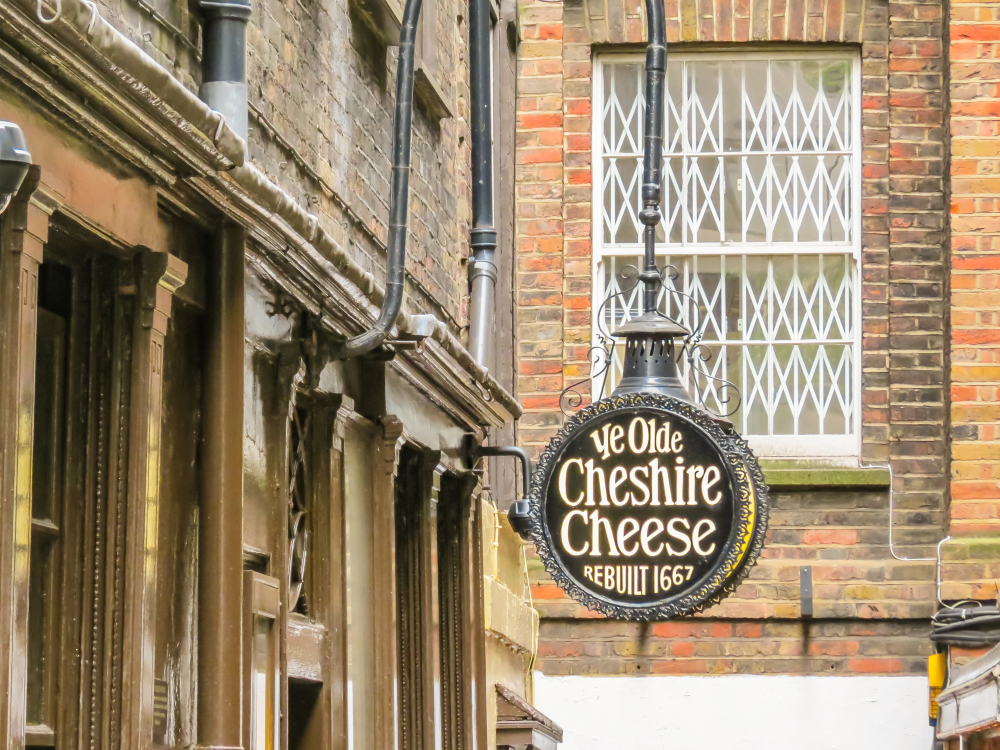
[594,51,861,457]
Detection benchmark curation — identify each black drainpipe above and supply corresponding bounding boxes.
[200,0,251,141]
[466,0,497,368]
[338,0,423,358]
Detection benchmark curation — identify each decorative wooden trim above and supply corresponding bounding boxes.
[328,395,355,750]
[463,476,490,750]
[396,452,447,750]
[121,250,187,750]
[436,470,485,750]
[0,167,46,750]
[372,415,405,750]
[298,394,352,750]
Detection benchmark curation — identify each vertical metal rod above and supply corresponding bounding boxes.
[467,0,497,368]
[639,0,667,314]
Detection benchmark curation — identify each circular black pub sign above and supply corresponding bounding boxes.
[526,392,768,620]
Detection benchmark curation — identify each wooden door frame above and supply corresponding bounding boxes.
[0,171,188,750]
[0,167,48,750]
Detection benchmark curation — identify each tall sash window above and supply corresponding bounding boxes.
[594,51,861,457]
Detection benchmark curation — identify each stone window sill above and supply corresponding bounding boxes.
[760,459,891,490]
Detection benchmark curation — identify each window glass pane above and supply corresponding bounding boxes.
[344,427,375,750]
[28,301,68,733]
[686,61,722,153]
[27,539,53,725]
[597,52,858,450]
[600,54,854,248]
[599,253,855,438]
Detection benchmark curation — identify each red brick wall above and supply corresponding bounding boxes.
[516,0,948,676]
[945,0,1000,600]
[950,0,1000,526]
[537,619,930,675]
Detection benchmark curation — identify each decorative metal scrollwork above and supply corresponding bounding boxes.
[559,263,744,419]
[559,341,615,416]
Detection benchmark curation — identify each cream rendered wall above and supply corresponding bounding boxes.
[484,503,539,749]
[535,673,932,749]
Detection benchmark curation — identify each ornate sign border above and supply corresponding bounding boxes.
[526,392,769,620]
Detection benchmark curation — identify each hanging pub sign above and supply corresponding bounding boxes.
[524,391,768,619]
[513,14,768,619]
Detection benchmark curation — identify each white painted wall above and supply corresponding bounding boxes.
[534,673,933,750]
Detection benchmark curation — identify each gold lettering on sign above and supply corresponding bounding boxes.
[552,411,737,606]
[559,510,720,562]
[568,417,725,509]
[581,564,657,595]
[558,458,585,506]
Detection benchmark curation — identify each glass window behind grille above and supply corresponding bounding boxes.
[595,52,859,457]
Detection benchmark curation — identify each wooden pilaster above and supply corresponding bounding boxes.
[121,250,187,750]
[0,167,47,750]
[374,416,405,750]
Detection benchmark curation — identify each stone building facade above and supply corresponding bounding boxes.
[0,0,543,747]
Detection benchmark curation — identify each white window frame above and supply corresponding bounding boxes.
[591,49,863,459]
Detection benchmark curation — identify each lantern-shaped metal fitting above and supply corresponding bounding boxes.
[611,310,732,428]
[611,310,689,400]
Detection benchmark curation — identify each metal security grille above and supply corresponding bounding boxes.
[595,52,860,456]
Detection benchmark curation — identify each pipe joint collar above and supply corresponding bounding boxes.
[470,227,497,251]
[200,0,252,20]
[470,256,499,282]
[645,44,667,70]
[641,182,662,203]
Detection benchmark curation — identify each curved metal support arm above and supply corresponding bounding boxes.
[338,0,422,358]
[474,445,533,538]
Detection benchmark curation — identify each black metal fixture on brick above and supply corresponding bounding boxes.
[471,443,533,537]
[610,312,689,401]
[554,0,739,427]
[605,0,714,418]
